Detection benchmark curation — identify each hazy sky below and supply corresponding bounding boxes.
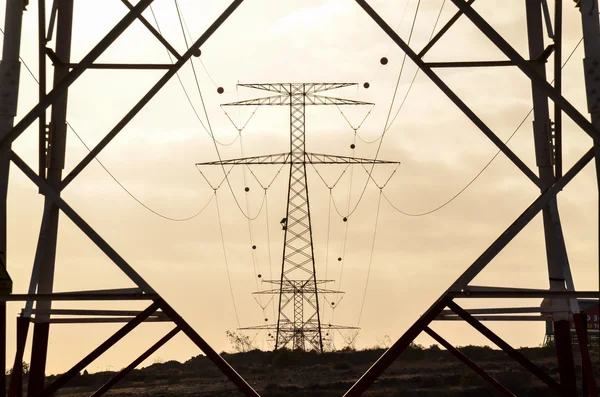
[1,0,599,375]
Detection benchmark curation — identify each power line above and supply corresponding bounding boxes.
[383,36,584,217]
[356,190,383,327]
[148,6,239,147]
[173,0,265,221]
[338,0,423,220]
[215,190,242,328]
[338,0,446,145]
[0,27,213,222]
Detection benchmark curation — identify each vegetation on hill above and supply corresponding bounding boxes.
[6,343,599,396]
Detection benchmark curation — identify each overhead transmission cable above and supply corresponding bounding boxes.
[334,0,423,221]
[148,6,239,147]
[0,27,215,222]
[172,0,265,221]
[215,190,242,328]
[355,190,383,327]
[366,0,413,85]
[383,36,583,217]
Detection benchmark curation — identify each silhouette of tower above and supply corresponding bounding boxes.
[197,83,398,351]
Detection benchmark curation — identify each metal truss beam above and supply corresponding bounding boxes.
[355,0,542,188]
[237,82,357,94]
[0,0,156,148]
[450,0,600,143]
[424,326,516,397]
[196,152,399,166]
[60,0,244,190]
[222,93,373,107]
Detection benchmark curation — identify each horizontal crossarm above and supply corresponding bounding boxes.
[239,324,359,330]
[252,288,345,295]
[307,152,399,164]
[237,83,357,94]
[308,94,373,106]
[196,152,290,165]
[223,94,373,107]
[196,152,399,166]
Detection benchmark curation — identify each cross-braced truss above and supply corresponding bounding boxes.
[0,0,599,396]
[197,82,393,352]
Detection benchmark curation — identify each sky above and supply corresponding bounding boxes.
[1,0,599,376]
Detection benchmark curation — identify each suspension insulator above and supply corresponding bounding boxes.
[217,87,225,94]
[363,82,370,89]
[331,302,335,306]
[343,217,348,222]
[380,57,388,65]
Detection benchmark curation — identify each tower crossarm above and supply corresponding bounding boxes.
[237,83,358,94]
[307,94,373,106]
[253,288,346,295]
[222,94,290,107]
[195,152,291,166]
[195,152,399,166]
[222,93,372,107]
[238,324,360,331]
[306,152,400,164]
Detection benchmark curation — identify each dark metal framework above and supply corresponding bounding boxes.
[197,83,389,352]
[0,0,598,395]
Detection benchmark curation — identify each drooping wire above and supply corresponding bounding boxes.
[382,36,584,217]
[336,0,423,220]
[322,191,333,322]
[222,105,260,132]
[177,6,219,89]
[355,190,383,326]
[0,27,214,222]
[366,0,413,85]
[264,192,277,322]
[239,132,267,308]
[172,0,266,221]
[334,133,358,302]
[148,6,239,147]
[335,104,378,143]
[69,123,216,222]
[215,190,242,328]
[381,0,446,135]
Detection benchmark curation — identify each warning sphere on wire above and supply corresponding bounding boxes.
[338,257,342,262]
[380,57,388,65]
[217,87,225,94]
[245,187,250,192]
[258,274,262,278]
[192,48,201,57]
[343,217,348,222]
[265,318,268,322]
[350,144,356,149]
[252,245,257,250]
[363,82,370,89]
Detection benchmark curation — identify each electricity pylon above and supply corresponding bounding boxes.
[197,83,399,352]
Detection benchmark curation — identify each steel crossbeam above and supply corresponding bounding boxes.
[1,0,599,395]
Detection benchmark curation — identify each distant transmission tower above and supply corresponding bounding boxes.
[197,83,398,352]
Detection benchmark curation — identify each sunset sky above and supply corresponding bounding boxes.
[1,0,599,375]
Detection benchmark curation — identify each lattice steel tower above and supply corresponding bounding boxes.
[197,83,398,351]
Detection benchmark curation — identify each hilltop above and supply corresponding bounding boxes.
[24,344,597,396]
